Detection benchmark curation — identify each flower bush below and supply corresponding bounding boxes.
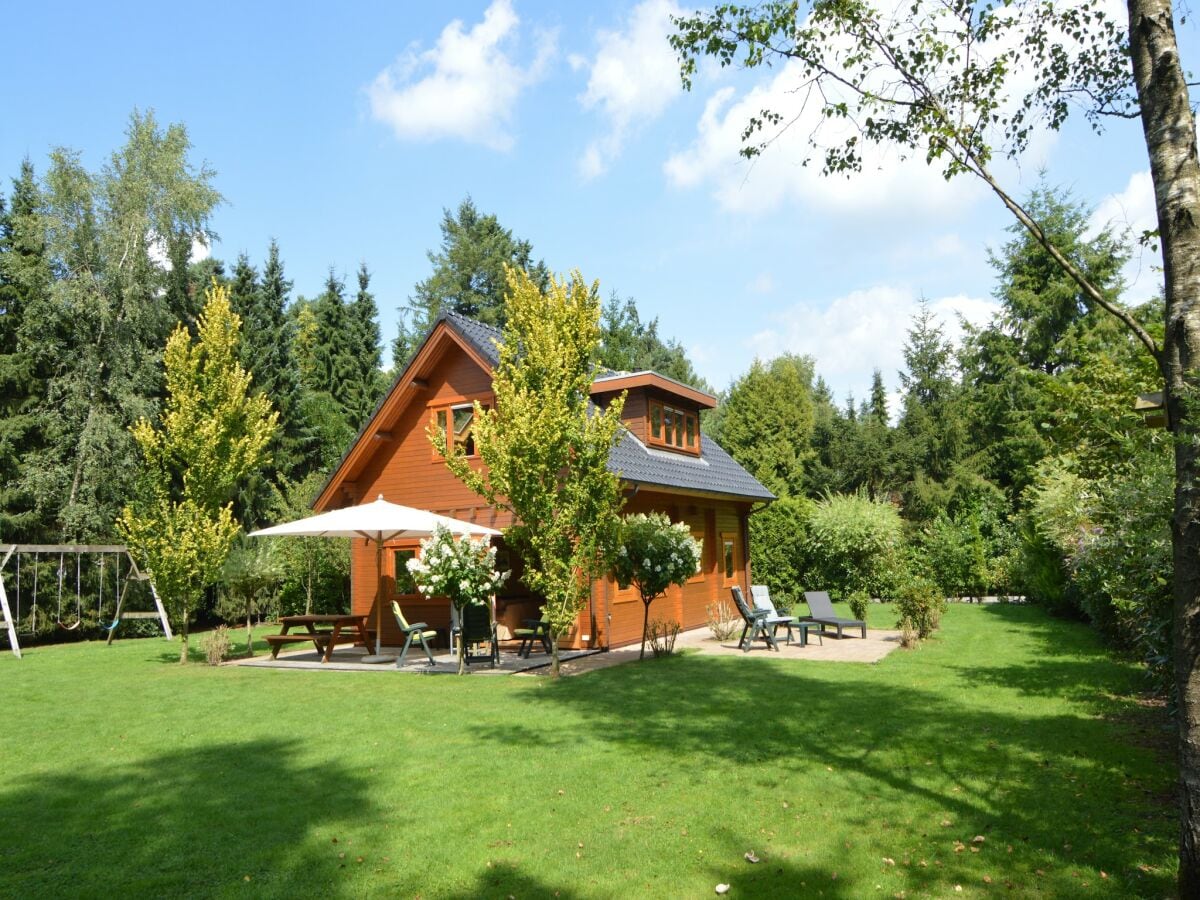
[406,524,508,673]
[612,513,702,659]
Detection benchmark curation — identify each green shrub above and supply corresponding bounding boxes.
[918,513,989,600]
[748,497,811,597]
[894,575,944,640]
[806,491,905,597]
[847,590,869,623]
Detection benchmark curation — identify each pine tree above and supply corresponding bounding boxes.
[394,197,549,365]
[0,160,51,541]
[257,241,307,482]
[345,262,386,430]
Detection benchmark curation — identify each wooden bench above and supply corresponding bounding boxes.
[265,631,361,659]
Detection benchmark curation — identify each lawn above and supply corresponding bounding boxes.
[0,604,1177,898]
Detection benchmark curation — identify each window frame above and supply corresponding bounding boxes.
[688,529,706,584]
[429,398,489,460]
[720,531,740,587]
[390,544,422,597]
[647,398,700,454]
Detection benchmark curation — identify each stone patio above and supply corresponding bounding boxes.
[231,623,902,676]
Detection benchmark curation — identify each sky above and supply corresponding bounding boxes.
[3,0,1187,412]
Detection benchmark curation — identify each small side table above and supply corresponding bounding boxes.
[785,620,824,647]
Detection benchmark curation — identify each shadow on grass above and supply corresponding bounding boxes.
[475,648,1175,896]
[448,858,854,899]
[0,738,371,897]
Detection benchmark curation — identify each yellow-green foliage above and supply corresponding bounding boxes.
[131,281,278,512]
[119,282,278,657]
[442,267,625,666]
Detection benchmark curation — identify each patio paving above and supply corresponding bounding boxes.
[232,624,902,676]
[231,643,596,674]
[539,623,904,675]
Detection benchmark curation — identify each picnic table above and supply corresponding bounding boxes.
[266,614,371,663]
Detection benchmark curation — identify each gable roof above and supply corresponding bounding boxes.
[315,312,774,509]
[440,310,502,368]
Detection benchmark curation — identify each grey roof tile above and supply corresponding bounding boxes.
[440,310,502,367]
[607,431,775,501]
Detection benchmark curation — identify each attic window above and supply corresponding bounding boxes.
[648,399,699,453]
[431,402,487,458]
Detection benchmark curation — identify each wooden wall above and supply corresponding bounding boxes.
[592,490,751,650]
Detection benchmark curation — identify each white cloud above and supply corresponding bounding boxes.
[367,0,555,151]
[1088,170,1162,305]
[577,0,683,178]
[663,61,982,217]
[148,231,211,269]
[745,285,999,403]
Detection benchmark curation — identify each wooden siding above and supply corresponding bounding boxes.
[593,490,751,650]
[617,389,647,443]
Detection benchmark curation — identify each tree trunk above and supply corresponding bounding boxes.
[641,599,651,661]
[178,611,190,665]
[458,610,467,675]
[245,601,254,657]
[1127,0,1200,891]
[550,632,560,677]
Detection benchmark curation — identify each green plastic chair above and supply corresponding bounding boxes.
[454,603,498,667]
[391,601,438,667]
[513,609,551,658]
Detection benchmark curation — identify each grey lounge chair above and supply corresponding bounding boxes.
[391,601,438,667]
[730,586,779,652]
[802,591,867,639]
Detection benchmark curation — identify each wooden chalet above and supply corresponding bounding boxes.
[314,312,775,651]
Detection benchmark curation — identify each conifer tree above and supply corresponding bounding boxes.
[345,262,386,429]
[0,160,51,541]
[393,197,549,365]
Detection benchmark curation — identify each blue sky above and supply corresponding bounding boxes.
[4,0,1185,410]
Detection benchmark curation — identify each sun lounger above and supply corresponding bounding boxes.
[801,590,867,639]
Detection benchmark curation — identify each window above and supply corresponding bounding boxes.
[430,401,487,458]
[720,532,739,586]
[688,531,705,583]
[647,399,699,452]
[392,548,418,595]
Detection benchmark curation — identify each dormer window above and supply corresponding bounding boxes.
[648,399,699,453]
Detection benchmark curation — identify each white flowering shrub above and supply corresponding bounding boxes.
[407,525,508,610]
[612,513,701,659]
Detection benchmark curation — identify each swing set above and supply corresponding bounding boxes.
[0,544,172,658]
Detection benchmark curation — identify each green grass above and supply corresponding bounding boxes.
[0,604,1176,898]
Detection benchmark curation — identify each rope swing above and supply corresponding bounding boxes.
[56,552,82,631]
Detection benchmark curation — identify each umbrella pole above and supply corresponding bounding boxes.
[375,539,383,656]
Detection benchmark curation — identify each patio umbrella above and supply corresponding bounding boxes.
[249,495,500,662]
